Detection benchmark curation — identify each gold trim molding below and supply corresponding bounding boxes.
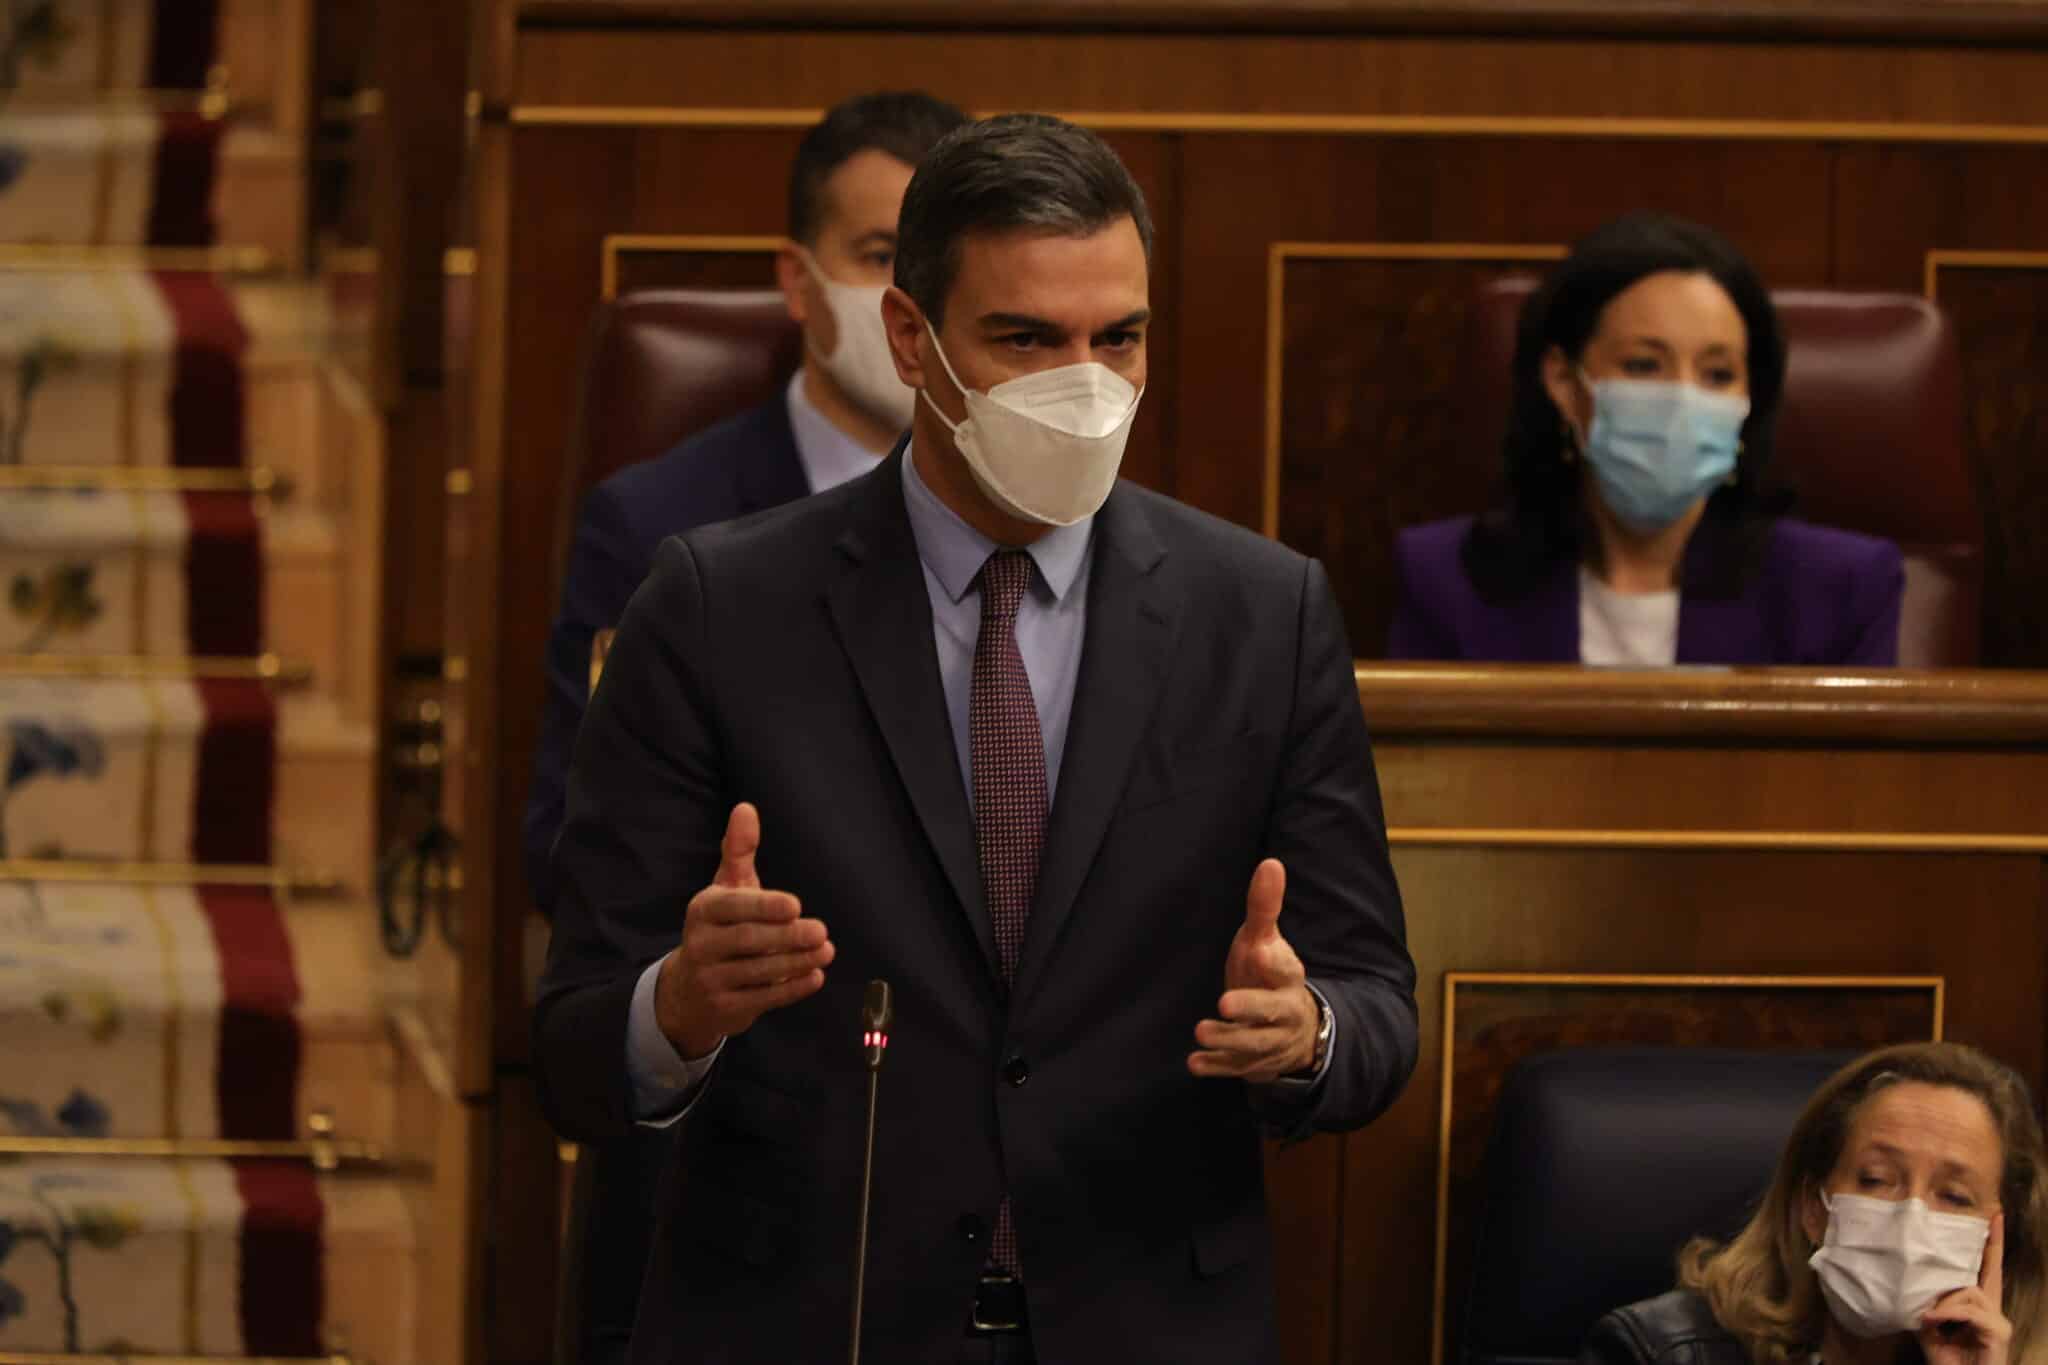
[1924,248,2048,300]
[0,859,343,898]
[0,654,312,684]
[1263,242,1567,537]
[1431,971,1945,1365]
[511,106,2048,147]
[0,466,288,496]
[599,232,781,300]
[0,245,276,275]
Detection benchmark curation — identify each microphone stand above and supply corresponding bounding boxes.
[850,980,892,1365]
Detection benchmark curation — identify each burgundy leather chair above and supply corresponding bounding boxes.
[1461,278,1982,667]
[549,288,800,1365]
[556,287,803,546]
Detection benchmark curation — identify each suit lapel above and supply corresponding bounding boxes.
[1011,488,1178,1007]
[824,453,997,978]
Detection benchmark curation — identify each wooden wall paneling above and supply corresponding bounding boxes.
[1100,133,1180,498]
[516,2,2048,43]
[1372,743,2048,838]
[1271,249,1563,656]
[1178,135,1833,591]
[602,237,779,298]
[1825,145,2048,666]
[456,111,516,1101]
[1435,973,1942,1365]
[511,28,2048,128]
[1344,844,2048,1365]
[1930,260,2048,667]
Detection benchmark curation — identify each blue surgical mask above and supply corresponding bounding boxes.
[1576,372,1750,533]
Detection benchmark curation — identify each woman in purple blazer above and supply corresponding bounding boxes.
[1387,214,1903,667]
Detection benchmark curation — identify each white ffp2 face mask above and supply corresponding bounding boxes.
[920,323,1142,527]
[1809,1192,1990,1338]
[798,249,916,432]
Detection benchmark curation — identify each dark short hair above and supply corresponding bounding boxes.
[1464,212,1791,601]
[893,113,1154,327]
[787,92,968,245]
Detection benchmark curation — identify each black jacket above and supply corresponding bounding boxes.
[535,451,1419,1363]
[1580,1290,1757,1365]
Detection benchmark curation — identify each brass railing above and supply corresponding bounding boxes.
[0,245,277,275]
[0,466,291,497]
[0,859,343,898]
[0,89,256,120]
[0,1112,384,1173]
[0,655,312,684]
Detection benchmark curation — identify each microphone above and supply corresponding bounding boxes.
[850,980,893,1364]
[861,979,893,1070]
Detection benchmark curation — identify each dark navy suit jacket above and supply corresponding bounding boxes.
[527,397,809,915]
[535,454,1417,1362]
[527,396,809,1365]
[1385,515,1903,666]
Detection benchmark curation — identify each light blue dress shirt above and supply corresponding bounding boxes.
[622,445,1326,1122]
[784,369,889,495]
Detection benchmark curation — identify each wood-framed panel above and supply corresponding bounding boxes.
[1925,251,2048,668]
[598,232,780,300]
[509,28,2048,129]
[1349,843,2046,1365]
[1261,242,1567,655]
[1431,971,1944,1365]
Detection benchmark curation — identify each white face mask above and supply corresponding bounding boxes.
[1808,1192,1990,1338]
[798,249,916,432]
[920,323,1142,527]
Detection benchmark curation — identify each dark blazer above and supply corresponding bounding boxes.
[525,396,807,1365]
[535,451,1419,1364]
[1580,1290,1753,1365]
[526,396,808,916]
[1385,515,1903,666]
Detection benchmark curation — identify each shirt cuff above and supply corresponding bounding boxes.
[1270,980,1336,1092]
[625,956,722,1127]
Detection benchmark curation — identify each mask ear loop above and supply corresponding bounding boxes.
[1560,366,1599,466]
[792,245,844,369]
[919,321,974,436]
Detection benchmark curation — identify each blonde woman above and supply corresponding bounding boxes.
[1581,1042,2048,1365]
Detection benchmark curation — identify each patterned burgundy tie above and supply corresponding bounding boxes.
[970,548,1045,1276]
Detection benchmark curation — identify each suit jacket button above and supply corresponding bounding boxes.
[958,1213,985,1244]
[1003,1055,1030,1088]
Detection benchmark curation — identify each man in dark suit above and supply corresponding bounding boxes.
[526,91,966,1365]
[536,114,1418,1363]
[526,90,968,914]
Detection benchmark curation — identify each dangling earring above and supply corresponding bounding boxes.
[1726,439,1743,485]
[1560,420,1579,466]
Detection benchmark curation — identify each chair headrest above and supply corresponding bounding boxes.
[569,288,803,498]
[1459,1047,1856,1365]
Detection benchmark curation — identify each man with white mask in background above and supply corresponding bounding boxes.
[536,114,1417,1363]
[524,91,966,1365]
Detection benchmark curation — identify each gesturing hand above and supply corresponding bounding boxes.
[1922,1211,2010,1365]
[1188,858,1320,1083]
[654,803,834,1060]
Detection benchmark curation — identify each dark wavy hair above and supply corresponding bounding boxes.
[1463,212,1791,602]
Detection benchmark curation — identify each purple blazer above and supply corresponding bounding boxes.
[1385,515,1904,666]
